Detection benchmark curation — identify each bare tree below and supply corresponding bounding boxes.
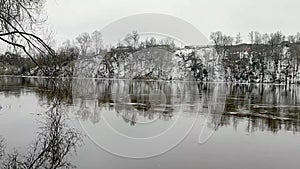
[1,80,83,169]
[124,33,133,47]
[57,40,80,63]
[223,36,234,46]
[210,31,223,46]
[210,31,233,46]
[91,30,103,55]
[287,33,300,43]
[159,37,175,49]
[76,32,91,57]
[249,31,255,44]
[262,33,270,44]
[235,32,242,45]
[123,31,140,49]
[254,31,262,44]
[248,31,262,44]
[210,31,234,78]
[288,35,296,43]
[131,31,140,49]
[0,0,56,75]
[269,31,285,45]
[296,32,300,42]
[143,37,156,47]
[149,37,156,46]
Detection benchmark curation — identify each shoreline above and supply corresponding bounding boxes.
[0,75,299,85]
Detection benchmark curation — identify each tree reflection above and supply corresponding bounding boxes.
[197,83,227,132]
[220,84,300,133]
[0,137,4,161]
[119,81,175,125]
[2,76,300,134]
[63,78,300,132]
[0,80,83,169]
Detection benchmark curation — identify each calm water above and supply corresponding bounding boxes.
[1,76,300,169]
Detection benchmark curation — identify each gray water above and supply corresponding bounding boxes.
[1,76,300,169]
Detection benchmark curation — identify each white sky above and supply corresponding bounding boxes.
[46,0,300,45]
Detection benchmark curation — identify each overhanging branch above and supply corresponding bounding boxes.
[0,36,49,75]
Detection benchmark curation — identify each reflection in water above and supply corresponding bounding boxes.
[115,81,180,125]
[0,79,83,169]
[2,76,300,168]
[70,78,300,133]
[1,76,300,133]
[0,137,4,160]
[72,79,300,133]
[198,83,227,143]
[221,84,300,133]
[72,79,203,126]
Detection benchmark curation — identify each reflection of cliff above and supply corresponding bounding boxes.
[220,84,300,133]
[73,47,194,80]
[73,80,172,125]
[36,80,300,132]
[2,76,300,133]
[115,81,177,125]
[72,79,202,125]
[199,83,227,130]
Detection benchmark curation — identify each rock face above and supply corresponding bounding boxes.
[73,47,197,80]
[73,55,104,78]
[73,43,300,83]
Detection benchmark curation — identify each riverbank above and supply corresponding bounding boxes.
[2,42,300,84]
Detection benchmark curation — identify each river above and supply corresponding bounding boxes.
[0,76,300,169]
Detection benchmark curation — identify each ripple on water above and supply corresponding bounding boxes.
[0,103,11,115]
[252,104,300,108]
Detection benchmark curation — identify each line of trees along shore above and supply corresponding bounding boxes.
[209,31,300,83]
[1,30,300,84]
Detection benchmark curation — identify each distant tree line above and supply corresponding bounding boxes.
[2,29,300,83]
[209,31,300,83]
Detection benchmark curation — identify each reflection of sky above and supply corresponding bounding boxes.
[0,93,39,151]
[46,0,300,44]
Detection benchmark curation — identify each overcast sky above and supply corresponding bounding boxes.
[46,0,300,45]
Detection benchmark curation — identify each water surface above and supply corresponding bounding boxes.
[0,76,300,169]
